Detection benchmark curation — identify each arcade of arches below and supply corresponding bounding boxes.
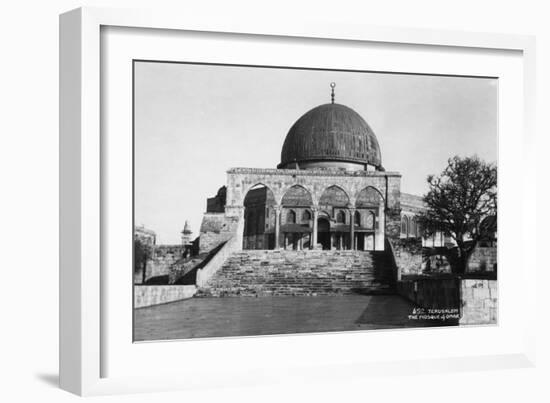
[242,182,386,251]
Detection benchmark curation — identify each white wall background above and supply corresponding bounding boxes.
[0,0,548,402]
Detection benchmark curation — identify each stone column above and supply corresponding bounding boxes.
[274,205,282,249]
[311,207,319,249]
[349,208,356,250]
[233,205,245,251]
[376,201,385,251]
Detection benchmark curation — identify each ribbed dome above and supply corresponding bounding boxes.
[278,103,382,170]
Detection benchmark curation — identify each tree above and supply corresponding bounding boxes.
[134,238,152,284]
[417,156,497,274]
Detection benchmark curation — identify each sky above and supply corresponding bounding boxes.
[134,61,497,244]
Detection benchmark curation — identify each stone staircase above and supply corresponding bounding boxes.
[197,249,396,297]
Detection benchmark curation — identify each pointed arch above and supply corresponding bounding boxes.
[319,185,350,207]
[242,184,277,250]
[286,209,297,224]
[355,186,384,208]
[281,184,314,207]
[243,183,277,206]
[365,211,375,229]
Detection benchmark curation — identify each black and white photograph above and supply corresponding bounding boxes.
[132,61,498,341]
[4,0,549,400]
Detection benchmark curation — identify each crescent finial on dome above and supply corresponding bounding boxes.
[330,82,336,104]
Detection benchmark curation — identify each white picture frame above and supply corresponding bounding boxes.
[59,6,537,396]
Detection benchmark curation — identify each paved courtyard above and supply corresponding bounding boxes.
[134,294,457,341]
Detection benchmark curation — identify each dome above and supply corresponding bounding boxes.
[278,103,382,170]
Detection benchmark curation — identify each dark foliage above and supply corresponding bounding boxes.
[134,238,152,284]
[417,156,497,274]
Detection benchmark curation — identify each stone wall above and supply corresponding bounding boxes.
[134,244,185,284]
[385,207,402,241]
[206,186,227,213]
[199,249,395,296]
[400,192,425,213]
[460,279,498,325]
[149,245,184,276]
[390,238,423,277]
[199,213,240,253]
[134,285,197,308]
[467,247,497,272]
[390,243,497,277]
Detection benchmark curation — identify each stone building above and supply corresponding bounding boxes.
[187,84,495,294]
[200,84,411,256]
[399,193,450,247]
[135,85,495,298]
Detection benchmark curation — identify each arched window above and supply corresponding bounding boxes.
[401,216,408,235]
[354,211,361,226]
[366,211,375,230]
[287,209,296,224]
[336,210,346,224]
[410,218,416,237]
[302,210,312,221]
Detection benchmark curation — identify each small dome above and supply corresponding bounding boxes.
[278,103,382,170]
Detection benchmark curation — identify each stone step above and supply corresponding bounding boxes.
[198,249,396,297]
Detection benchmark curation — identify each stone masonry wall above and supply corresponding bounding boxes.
[148,245,185,277]
[199,249,395,296]
[385,207,402,241]
[134,285,197,308]
[199,213,240,253]
[467,247,497,272]
[459,279,498,325]
[391,238,423,276]
[134,245,185,284]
